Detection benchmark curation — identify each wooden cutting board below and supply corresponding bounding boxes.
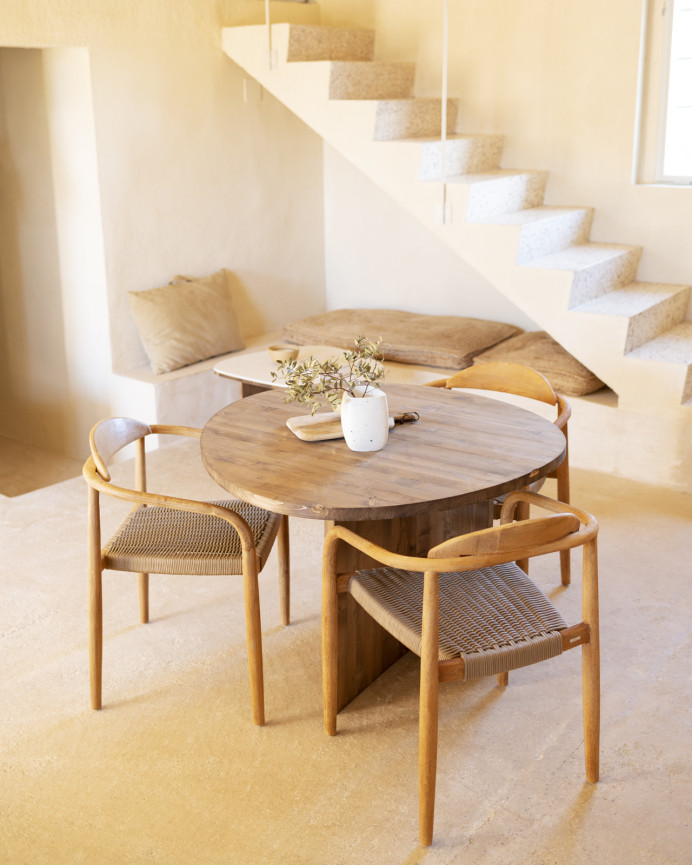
[287,412,395,442]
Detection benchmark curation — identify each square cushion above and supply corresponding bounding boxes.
[128,269,245,374]
[473,330,605,396]
[282,308,522,369]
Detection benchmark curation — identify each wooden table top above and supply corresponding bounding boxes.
[200,383,566,521]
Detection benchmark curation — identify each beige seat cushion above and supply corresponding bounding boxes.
[129,269,245,374]
[282,308,522,369]
[473,330,605,396]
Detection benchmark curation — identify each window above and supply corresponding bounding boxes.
[658,0,692,182]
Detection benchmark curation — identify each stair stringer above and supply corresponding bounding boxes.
[222,23,692,414]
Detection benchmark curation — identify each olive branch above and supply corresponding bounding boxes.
[270,335,385,415]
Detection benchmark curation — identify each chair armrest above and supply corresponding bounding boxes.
[149,424,202,439]
[324,525,438,574]
[82,458,256,548]
[324,518,586,577]
[554,395,571,431]
[324,493,598,579]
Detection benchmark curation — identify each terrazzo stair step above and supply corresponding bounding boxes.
[489,206,595,264]
[328,62,416,100]
[373,99,457,141]
[418,134,504,179]
[626,322,692,403]
[286,24,375,62]
[527,243,642,307]
[447,170,549,220]
[575,282,691,351]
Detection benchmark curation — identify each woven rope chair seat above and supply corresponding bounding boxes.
[103,499,281,575]
[349,562,567,681]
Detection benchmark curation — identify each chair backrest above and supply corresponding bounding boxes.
[426,361,570,432]
[90,418,152,481]
[429,512,581,559]
[327,493,596,578]
[432,361,557,402]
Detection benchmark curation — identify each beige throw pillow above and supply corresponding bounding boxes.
[282,308,522,369]
[473,330,605,396]
[128,269,245,374]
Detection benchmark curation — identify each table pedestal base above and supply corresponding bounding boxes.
[330,501,493,711]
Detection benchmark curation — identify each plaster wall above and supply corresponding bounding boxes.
[0,0,326,457]
[323,144,538,328]
[0,50,70,447]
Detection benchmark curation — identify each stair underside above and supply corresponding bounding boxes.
[222,23,692,411]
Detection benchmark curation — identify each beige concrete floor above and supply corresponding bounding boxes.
[0,435,84,497]
[0,438,690,864]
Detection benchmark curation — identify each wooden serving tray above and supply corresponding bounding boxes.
[287,412,395,442]
[286,412,343,441]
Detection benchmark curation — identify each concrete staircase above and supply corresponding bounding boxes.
[222,21,692,414]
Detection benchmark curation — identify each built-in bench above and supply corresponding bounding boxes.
[112,306,607,440]
[111,332,283,428]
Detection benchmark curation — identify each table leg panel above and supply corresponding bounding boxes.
[241,382,270,398]
[332,501,492,711]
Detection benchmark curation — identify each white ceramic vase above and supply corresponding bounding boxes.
[340,386,389,452]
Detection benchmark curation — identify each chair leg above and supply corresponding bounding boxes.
[419,571,440,847]
[242,555,265,726]
[87,487,103,710]
[419,674,439,847]
[138,573,149,624]
[277,515,290,627]
[89,564,103,710]
[515,498,530,574]
[559,549,571,587]
[556,452,571,586]
[582,540,600,782]
[322,536,339,736]
[582,638,600,783]
[497,671,509,687]
[557,466,571,586]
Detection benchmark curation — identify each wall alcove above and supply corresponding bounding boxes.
[0,46,111,471]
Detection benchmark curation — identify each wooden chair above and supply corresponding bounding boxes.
[322,491,599,847]
[426,362,572,585]
[82,418,290,726]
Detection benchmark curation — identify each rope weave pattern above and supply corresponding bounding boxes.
[104,499,280,575]
[349,562,566,680]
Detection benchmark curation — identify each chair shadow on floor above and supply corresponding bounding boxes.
[536,782,599,862]
[334,652,511,744]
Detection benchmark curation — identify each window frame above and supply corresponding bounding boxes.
[655,0,692,184]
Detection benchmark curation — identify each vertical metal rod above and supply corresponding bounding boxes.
[265,0,273,69]
[440,0,449,223]
[631,0,650,184]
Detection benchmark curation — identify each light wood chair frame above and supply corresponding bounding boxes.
[83,418,290,726]
[322,491,599,847]
[426,361,572,585]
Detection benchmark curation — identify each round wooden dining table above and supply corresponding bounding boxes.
[201,383,566,709]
